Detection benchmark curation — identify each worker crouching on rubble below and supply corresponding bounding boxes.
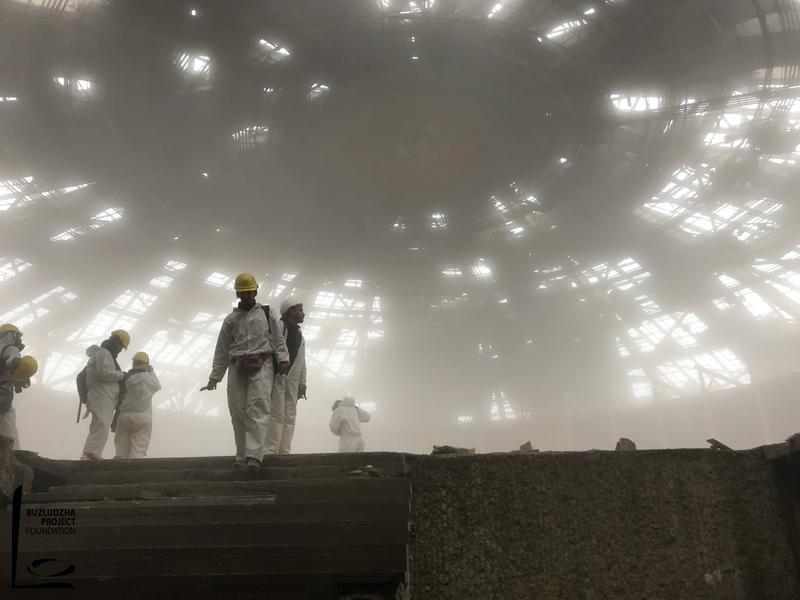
[113,351,161,459]
[329,397,371,452]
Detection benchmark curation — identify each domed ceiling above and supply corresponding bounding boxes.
[1,0,799,453]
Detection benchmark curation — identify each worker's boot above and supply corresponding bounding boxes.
[245,457,261,471]
[232,456,245,468]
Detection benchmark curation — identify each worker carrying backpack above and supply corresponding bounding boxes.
[75,352,125,423]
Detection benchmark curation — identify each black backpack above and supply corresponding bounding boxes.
[261,305,280,372]
[261,305,272,334]
[76,367,89,404]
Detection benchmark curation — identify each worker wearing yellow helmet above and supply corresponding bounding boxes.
[202,272,290,469]
[113,351,161,459]
[0,324,37,450]
[79,330,131,460]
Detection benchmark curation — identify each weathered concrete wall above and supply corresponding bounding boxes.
[406,450,798,600]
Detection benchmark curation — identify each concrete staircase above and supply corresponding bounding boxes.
[2,452,411,599]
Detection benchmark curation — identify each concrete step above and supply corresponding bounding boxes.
[69,464,396,486]
[8,452,412,594]
[0,575,401,600]
[25,476,410,503]
[62,452,406,473]
[1,544,407,579]
[9,518,409,551]
[15,499,410,526]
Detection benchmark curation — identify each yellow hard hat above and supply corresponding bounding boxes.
[234,272,258,292]
[111,329,131,349]
[13,356,38,380]
[0,324,21,336]
[132,351,150,364]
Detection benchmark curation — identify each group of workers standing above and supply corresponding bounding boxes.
[0,272,372,460]
[79,330,162,460]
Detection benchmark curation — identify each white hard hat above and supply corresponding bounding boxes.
[280,296,303,316]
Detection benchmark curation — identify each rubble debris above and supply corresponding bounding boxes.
[511,441,539,454]
[348,465,383,477]
[615,438,637,451]
[707,438,735,452]
[431,445,475,455]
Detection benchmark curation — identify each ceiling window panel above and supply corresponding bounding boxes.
[307,82,330,102]
[231,125,269,151]
[609,93,663,112]
[0,257,32,282]
[257,39,291,63]
[66,289,158,345]
[0,287,78,328]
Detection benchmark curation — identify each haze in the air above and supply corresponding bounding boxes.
[1,0,799,459]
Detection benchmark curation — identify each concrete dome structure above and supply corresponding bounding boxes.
[1,0,799,456]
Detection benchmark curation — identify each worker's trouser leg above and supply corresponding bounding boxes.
[265,376,298,455]
[338,434,364,453]
[114,412,152,459]
[82,411,110,459]
[128,413,152,458]
[227,361,272,461]
[279,396,297,454]
[114,422,130,459]
[0,405,19,450]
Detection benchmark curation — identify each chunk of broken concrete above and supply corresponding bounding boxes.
[615,438,637,451]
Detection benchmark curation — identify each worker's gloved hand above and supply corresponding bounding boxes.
[298,384,307,399]
[201,379,218,391]
[277,361,290,375]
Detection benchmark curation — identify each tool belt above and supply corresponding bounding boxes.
[234,353,272,376]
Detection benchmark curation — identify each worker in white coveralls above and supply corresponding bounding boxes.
[113,351,161,458]
[0,324,38,449]
[81,330,130,460]
[264,297,307,455]
[203,272,290,470]
[329,396,371,452]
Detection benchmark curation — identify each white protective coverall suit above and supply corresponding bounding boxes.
[265,320,306,455]
[210,303,289,462]
[82,344,124,459]
[0,332,22,449]
[114,368,161,458]
[329,397,371,452]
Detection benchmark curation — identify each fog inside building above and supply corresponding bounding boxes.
[2,0,799,459]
